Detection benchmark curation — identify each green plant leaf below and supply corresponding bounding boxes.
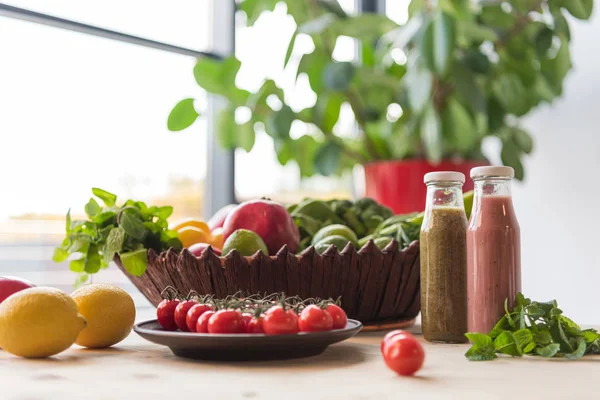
[238,121,256,152]
[536,343,561,357]
[314,140,342,176]
[465,333,497,361]
[566,338,587,360]
[298,51,329,94]
[443,97,477,152]
[193,57,225,93]
[247,79,284,113]
[408,0,424,17]
[501,138,525,180]
[323,62,354,91]
[541,36,572,95]
[465,333,493,348]
[167,98,199,132]
[552,10,571,41]
[316,93,343,133]
[70,258,85,273]
[119,249,148,277]
[562,0,593,20]
[103,226,125,264]
[52,247,69,263]
[464,50,490,74]
[331,14,399,41]
[284,31,298,67]
[275,139,293,165]
[294,135,318,177]
[239,0,279,25]
[421,105,442,164]
[84,244,102,274]
[420,11,456,75]
[535,27,554,57]
[492,74,529,116]
[405,57,433,113]
[217,108,236,148]
[84,198,101,218]
[512,128,534,154]
[151,206,173,220]
[120,211,148,241]
[494,331,522,357]
[92,188,117,207]
[298,13,337,35]
[523,342,536,353]
[458,20,499,43]
[266,105,295,139]
[481,4,516,29]
[317,0,348,18]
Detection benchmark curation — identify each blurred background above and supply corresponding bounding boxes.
[0,0,598,323]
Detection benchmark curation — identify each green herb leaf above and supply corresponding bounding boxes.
[151,206,174,220]
[74,272,89,289]
[566,338,587,360]
[92,188,117,207]
[120,211,148,241]
[52,247,69,263]
[84,198,102,218]
[523,342,536,354]
[66,208,72,234]
[465,333,493,348]
[494,331,522,357]
[70,258,85,273]
[536,343,561,358]
[534,329,553,346]
[103,227,125,264]
[119,249,148,277]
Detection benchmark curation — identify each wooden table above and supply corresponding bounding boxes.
[1,312,598,400]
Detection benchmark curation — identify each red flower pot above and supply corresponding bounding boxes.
[364,159,487,214]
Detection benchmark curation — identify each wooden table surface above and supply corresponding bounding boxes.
[1,310,598,400]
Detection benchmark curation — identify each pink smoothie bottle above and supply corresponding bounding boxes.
[467,166,521,333]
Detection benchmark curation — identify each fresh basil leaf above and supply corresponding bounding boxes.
[536,343,560,358]
[84,198,102,218]
[119,249,148,277]
[52,247,69,263]
[103,227,125,264]
[92,188,117,207]
[120,211,148,241]
[566,338,587,360]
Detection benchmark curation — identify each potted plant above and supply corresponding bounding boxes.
[166,0,592,213]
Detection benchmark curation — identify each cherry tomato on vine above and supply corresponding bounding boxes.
[381,331,425,376]
[246,316,264,334]
[262,306,299,335]
[241,313,253,332]
[156,299,181,331]
[186,303,213,332]
[208,310,245,334]
[174,300,198,332]
[196,310,215,333]
[298,305,333,332]
[325,304,347,329]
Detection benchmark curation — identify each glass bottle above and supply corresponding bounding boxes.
[420,172,468,343]
[467,166,521,333]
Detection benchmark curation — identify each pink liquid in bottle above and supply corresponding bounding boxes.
[467,167,521,333]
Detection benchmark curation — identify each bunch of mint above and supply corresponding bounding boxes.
[52,188,182,285]
[465,293,600,361]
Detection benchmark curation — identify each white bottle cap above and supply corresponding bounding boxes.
[470,166,515,179]
[424,171,465,184]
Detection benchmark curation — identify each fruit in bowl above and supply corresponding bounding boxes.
[0,276,35,305]
[222,199,300,255]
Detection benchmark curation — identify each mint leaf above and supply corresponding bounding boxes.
[92,187,117,207]
[566,338,587,360]
[120,211,148,241]
[465,333,493,348]
[119,249,148,276]
[551,321,574,353]
[70,258,85,272]
[74,272,89,289]
[66,208,72,234]
[52,247,69,263]
[150,206,173,220]
[536,343,560,358]
[515,292,530,307]
[494,331,522,357]
[490,315,510,339]
[523,342,536,353]
[84,244,102,274]
[465,333,497,361]
[85,198,102,218]
[103,227,125,264]
[583,329,599,344]
[513,329,533,351]
[534,329,552,346]
[560,316,583,337]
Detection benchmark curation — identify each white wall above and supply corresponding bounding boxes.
[510,13,600,324]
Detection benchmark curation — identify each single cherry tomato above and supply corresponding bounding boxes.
[174,300,198,332]
[186,303,214,332]
[156,299,181,331]
[381,331,425,376]
[381,330,406,352]
[325,304,348,329]
[208,310,245,334]
[196,310,215,333]
[262,306,299,335]
[241,313,253,332]
[298,305,333,332]
[246,316,264,334]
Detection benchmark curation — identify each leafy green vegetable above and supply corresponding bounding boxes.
[54,188,182,283]
[465,293,600,361]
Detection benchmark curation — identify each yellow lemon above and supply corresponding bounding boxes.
[0,287,86,358]
[177,226,210,248]
[71,284,135,349]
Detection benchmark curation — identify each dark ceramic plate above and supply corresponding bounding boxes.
[134,319,363,361]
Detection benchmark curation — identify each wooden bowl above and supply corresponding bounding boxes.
[115,240,421,324]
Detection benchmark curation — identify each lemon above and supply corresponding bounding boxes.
[222,229,268,256]
[71,284,135,349]
[172,219,210,235]
[0,287,86,358]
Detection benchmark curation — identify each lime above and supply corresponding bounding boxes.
[463,190,474,219]
[311,224,358,247]
[314,235,354,254]
[374,237,393,250]
[222,229,268,256]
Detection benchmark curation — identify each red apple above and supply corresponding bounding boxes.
[222,199,300,255]
[0,276,35,305]
[188,243,222,257]
[208,204,237,231]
